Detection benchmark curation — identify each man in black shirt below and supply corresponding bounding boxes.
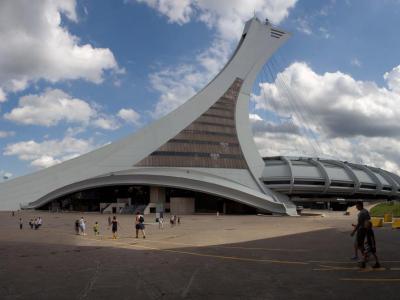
[350,201,370,260]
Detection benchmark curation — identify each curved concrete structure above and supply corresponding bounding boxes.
[25,168,286,213]
[0,18,298,214]
[262,156,400,200]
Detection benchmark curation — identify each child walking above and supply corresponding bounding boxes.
[93,221,100,236]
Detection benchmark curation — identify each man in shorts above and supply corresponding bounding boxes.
[135,212,146,239]
[350,201,370,262]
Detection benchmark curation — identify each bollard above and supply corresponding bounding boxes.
[384,213,392,223]
[392,219,400,229]
[371,217,383,227]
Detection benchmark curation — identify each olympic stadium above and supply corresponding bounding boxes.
[0,17,398,215]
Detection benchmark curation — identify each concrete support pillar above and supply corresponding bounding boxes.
[150,186,166,204]
[145,186,167,214]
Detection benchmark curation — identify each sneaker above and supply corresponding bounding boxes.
[350,256,359,261]
[143,236,146,239]
[372,263,381,269]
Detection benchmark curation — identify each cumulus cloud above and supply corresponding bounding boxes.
[251,62,400,173]
[4,89,94,126]
[0,0,121,98]
[253,62,400,138]
[134,0,297,39]
[91,116,120,131]
[117,108,141,125]
[132,0,297,117]
[3,136,98,169]
[135,0,193,24]
[4,89,121,130]
[250,113,300,135]
[384,65,400,94]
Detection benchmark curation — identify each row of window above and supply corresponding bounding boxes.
[169,139,239,147]
[202,113,234,120]
[263,180,395,191]
[194,121,235,128]
[149,151,244,160]
[182,130,236,137]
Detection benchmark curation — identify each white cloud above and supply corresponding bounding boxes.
[0,0,121,98]
[117,108,141,125]
[254,62,400,138]
[4,136,98,169]
[251,62,400,173]
[91,116,120,131]
[4,89,94,126]
[0,131,15,138]
[133,0,298,117]
[136,0,193,24]
[384,65,400,94]
[135,0,297,39]
[4,89,122,131]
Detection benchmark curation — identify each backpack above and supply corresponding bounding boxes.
[139,216,144,223]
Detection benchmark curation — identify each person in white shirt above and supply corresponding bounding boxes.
[79,217,86,235]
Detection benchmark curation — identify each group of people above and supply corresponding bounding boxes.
[351,201,380,268]
[169,215,180,226]
[28,217,43,230]
[12,212,42,230]
[74,212,146,239]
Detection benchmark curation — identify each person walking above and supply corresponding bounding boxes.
[37,217,42,229]
[158,216,164,229]
[29,219,34,229]
[93,221,100,236]
[79,217,86,235]
[34,217,39,230]
[74,219,80,235]
[350,201,370,262]
[111,216,119,239]
[361,220,380,268]
[135,212,146,239]
[19,218,23,230]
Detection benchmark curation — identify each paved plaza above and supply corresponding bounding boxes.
[1,211,400,299]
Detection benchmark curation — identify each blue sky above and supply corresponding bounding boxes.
[1,0,400,180]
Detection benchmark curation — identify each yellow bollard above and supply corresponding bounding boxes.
[392,219,400,229]
[371,217,383,227]
[384,213,392,223]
